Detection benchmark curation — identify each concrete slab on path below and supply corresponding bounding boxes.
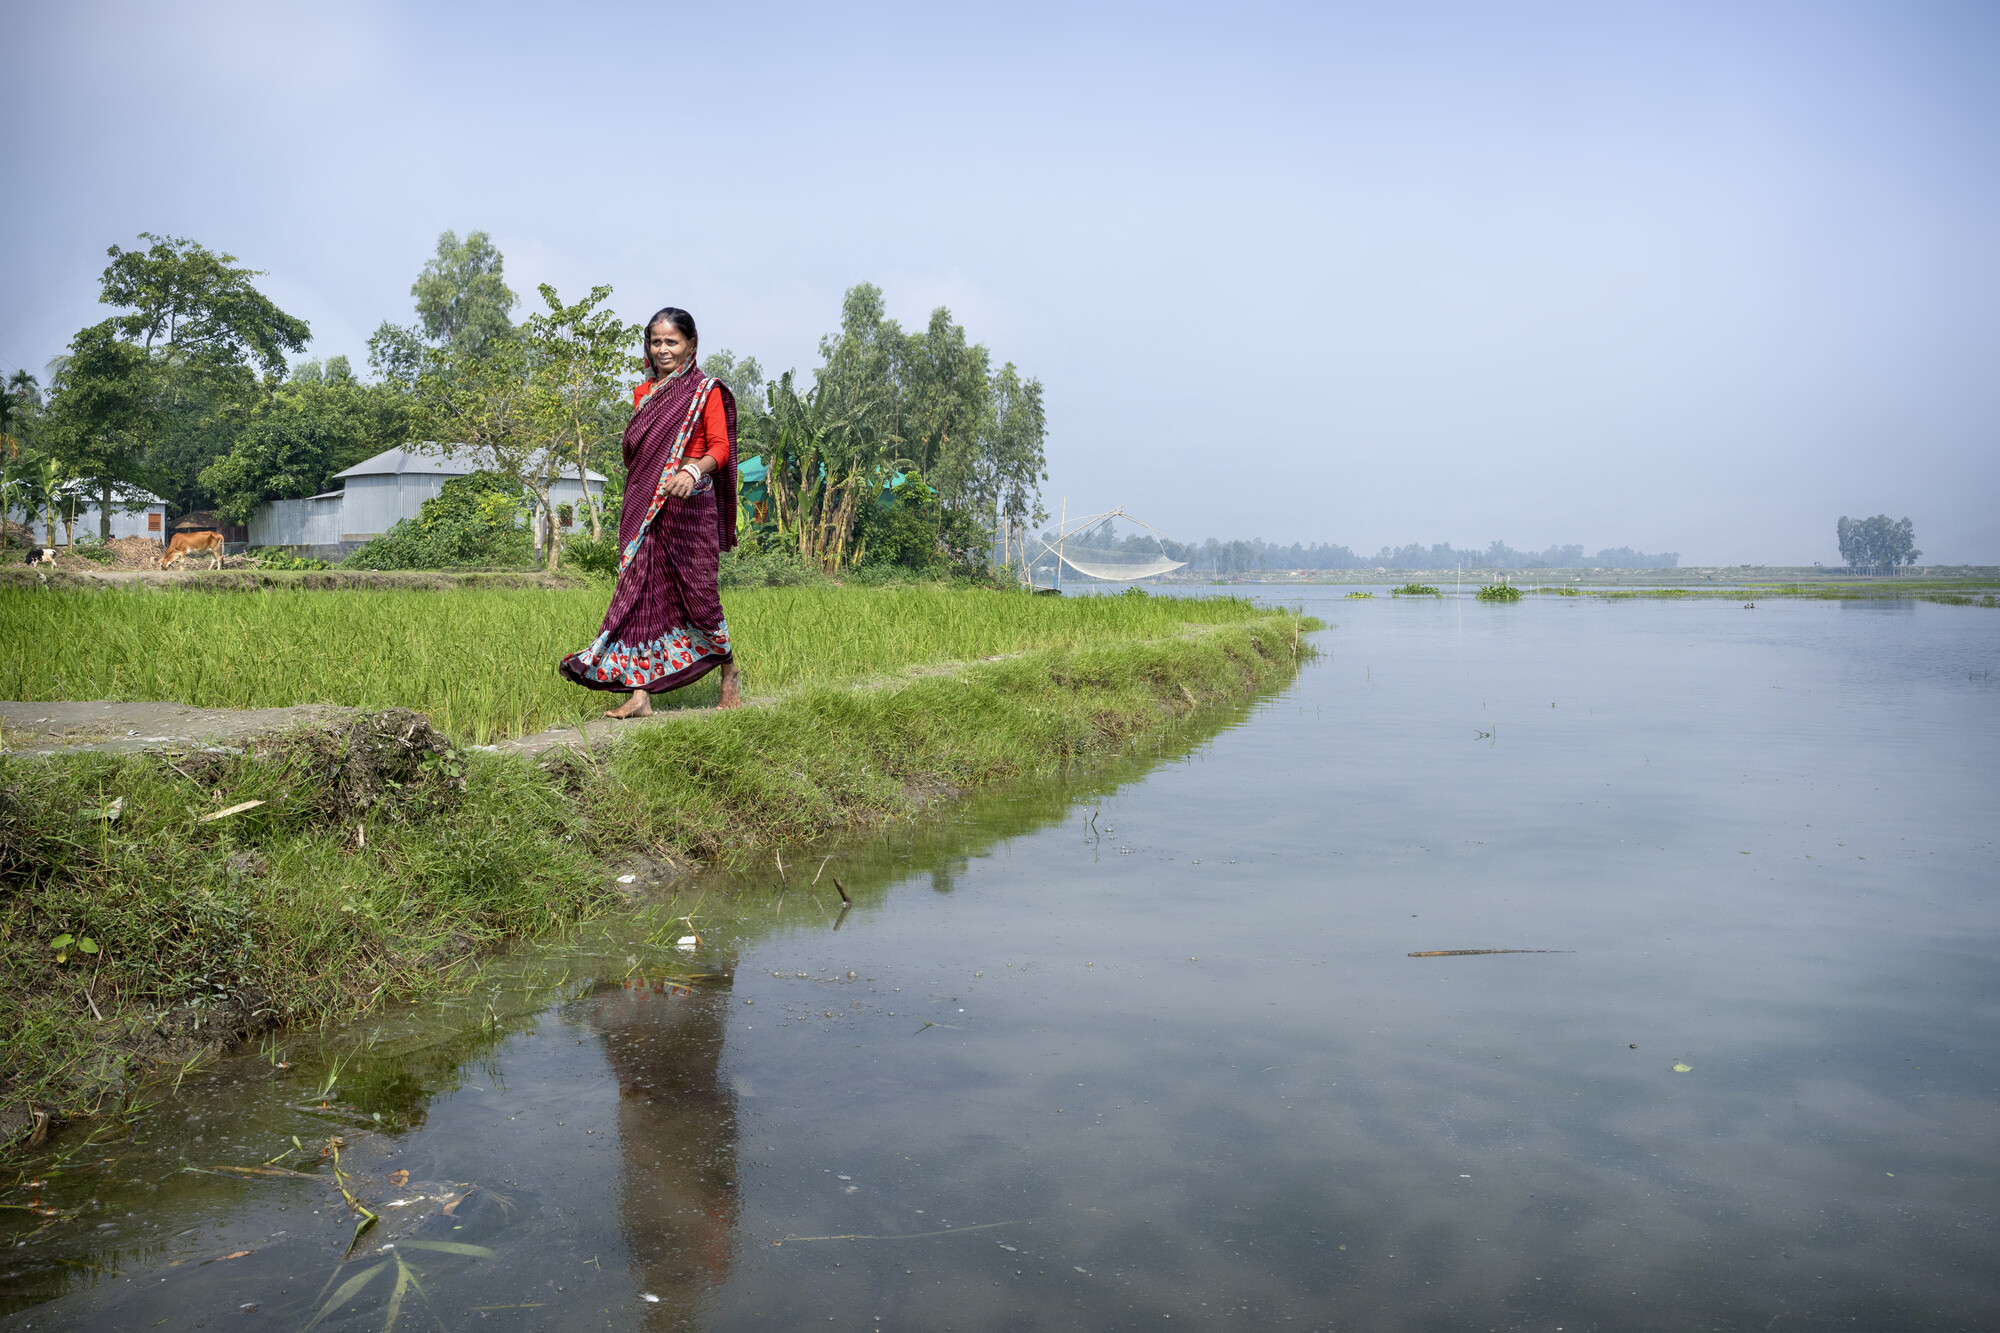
[0,700,363,756]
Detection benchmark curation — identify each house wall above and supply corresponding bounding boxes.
[8,499,167,546]
[547,477,603,524]
[249,496,344,547]
[338,474,448,540]
[247,473,606,555]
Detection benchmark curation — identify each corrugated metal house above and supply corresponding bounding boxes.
[248,490,344,552]
[8,491,169,546]
[250,446,606,560]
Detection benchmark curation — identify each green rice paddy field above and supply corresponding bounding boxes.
[0,586,1271,743]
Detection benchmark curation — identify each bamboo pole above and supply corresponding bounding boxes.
[1055,497,1066,592]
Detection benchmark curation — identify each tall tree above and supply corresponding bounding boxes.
[100,233,310,372]
[199,357,411,526]
[82,234,310,516]
[1,370,40,459]
[980,362,1049,567]
[44,323,159,540]
[814,284,901,435]
[409,334,582,569]
[787,282,1049,571]
[700,349,767,420]
[896,307,993,507]
[1837,515,1921,574]
[410,230,518,358]
[522,284,636,540]
[369,230,518,388]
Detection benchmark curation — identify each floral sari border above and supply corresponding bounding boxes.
[563,620,733,692]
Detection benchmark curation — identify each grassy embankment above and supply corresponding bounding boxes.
[0,584,1284,743]
[0,585,1316,1144]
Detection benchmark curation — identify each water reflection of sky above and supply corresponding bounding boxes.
[10,596,1996,1330]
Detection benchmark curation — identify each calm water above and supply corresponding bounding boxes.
[7,592,1998,1331]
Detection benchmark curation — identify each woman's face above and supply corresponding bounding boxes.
[648,321,693,375]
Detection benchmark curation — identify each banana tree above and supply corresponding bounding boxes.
[33,456,70,548]
[0,462,16,551]
[763,370,902,571]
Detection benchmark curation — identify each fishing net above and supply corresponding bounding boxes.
[1056,549,1187,580]
[1031,510,1186,582]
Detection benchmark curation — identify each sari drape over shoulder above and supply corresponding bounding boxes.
[558,362,739,694]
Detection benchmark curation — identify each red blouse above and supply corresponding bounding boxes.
[632,380,730,468]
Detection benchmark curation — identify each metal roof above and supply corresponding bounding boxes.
[335,445,606,483]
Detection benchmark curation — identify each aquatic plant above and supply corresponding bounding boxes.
[1389,583,1440,596]
[1476,583,1523,602]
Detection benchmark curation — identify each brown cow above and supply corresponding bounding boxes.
[162,530,224,570]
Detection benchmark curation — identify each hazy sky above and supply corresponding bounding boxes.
[5,1,1996,564]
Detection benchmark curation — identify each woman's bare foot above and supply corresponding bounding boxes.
[605,689,652,719]
[716,663,742,710]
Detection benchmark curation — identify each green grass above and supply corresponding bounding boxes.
[0,586,1272,744]
[0,611,1315,1143]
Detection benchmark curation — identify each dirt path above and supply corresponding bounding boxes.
[0,567,584,592]
[1,625,1247,761]
[1,656,1019,760]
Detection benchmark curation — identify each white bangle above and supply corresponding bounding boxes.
[681,463,702,482]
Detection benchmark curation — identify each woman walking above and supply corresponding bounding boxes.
[560,307,741,715]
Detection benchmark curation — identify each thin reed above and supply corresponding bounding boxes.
[0,586,1266,743]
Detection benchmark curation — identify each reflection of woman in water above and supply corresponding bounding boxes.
[560,307,742,716]
[590,972,740,1311]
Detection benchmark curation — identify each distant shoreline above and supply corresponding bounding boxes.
[1044,565,2000,589]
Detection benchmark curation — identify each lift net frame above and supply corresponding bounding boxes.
[1029,507,1187,583]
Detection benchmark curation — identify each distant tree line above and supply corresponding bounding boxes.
[1043,525,1679,573]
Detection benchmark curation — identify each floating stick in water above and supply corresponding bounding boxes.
[832,876,853,904]
[1407,949,1573,957]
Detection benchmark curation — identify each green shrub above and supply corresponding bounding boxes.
[1391,583,1441,596]
[255,550,329,571]
[719,546,829,588]
[561,533,620,576]
[1477,582,1523,601]
[853,474,948,572]
[341,471,536,570]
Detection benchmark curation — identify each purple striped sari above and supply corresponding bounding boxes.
[559,363,739,695]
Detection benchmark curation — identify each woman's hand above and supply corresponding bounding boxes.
[665,465,699,498]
